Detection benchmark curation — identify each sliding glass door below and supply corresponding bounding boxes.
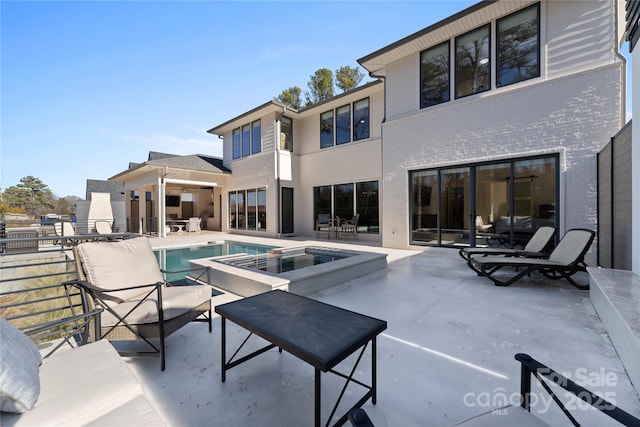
[410,155,557,248]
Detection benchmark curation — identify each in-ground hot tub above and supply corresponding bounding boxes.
[188,246,387,296]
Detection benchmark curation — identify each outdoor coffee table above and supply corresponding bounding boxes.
[215,290,387,427]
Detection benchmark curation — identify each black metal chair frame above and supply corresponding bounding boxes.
[516,353,640,426]
[468,229,595,289]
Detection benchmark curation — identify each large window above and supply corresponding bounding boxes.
[409,155,558,247]
[419,3,540,109]
[229,188,266,231]
[455,25,490,98]
[497,3,540,87]
[319,98,370,148]
[313,180,379,234]
[232,120,261,159]
[420,41,450,108]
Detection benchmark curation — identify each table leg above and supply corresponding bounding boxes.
[372,336,377,404]
[315,368,321,427]
[221,317,226,383]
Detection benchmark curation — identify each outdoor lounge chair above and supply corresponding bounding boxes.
[53,221,78,246]
[94,220,113,234]
[468,228,595,289]
[459,226,556,261]
[63,236,212,370]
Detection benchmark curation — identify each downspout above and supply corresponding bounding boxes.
[275,107,285,237]
[369,71,386,243]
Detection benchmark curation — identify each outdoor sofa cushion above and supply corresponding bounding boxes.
[1,339,167,426]
[76,237,165,302]
[100,284,212,326]
[76,237,211,325]
[0,318,42,413]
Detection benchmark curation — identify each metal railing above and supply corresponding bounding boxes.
[1,228,212,333]
[0,230,134,332]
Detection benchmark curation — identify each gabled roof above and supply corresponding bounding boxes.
[109,152,230,181]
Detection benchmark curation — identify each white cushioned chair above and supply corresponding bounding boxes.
[186,217,201,232]
[64,237,212,370]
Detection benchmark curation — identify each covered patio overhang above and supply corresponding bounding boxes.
[110,160,229,237]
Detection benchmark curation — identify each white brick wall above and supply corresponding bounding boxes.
[381,64,623,266]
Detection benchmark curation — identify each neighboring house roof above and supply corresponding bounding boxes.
[357,0,534,74]
[85,179,125,201]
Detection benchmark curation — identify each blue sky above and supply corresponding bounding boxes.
[1,1,632,198]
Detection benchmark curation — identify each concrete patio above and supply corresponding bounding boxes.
[121,232,640,426]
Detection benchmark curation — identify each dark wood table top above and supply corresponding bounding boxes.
[215,290,387,371]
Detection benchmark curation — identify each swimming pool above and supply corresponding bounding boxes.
[155,241,275,282]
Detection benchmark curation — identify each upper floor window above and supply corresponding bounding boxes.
[320,97,370,148]
[455,25,490,98]
[232,119,261,160]
[497,3,540,87]
[280,116,293,151]
[320,111,334,148]
[251,120,261,154]
[420,3,540,109]
[420,41,450,108]
[241,124,250,158]
[232,128,241,159]
[353,98,370,141]
[336,104,351,145]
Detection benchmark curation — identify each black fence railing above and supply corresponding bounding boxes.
[0,231,135,332]
[516,353,640,426]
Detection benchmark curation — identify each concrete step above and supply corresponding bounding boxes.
[588,267,640,396]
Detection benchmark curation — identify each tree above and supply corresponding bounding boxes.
[275,86,303,110]
[305,68,334,105]
[335,66,364,93]
[2,176,55,217]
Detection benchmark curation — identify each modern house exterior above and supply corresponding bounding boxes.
[109,0,626,265]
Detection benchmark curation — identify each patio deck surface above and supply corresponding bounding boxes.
[123,231,640,426]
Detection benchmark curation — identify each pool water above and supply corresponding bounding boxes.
[218,248,352,274]
[155,241,275,282]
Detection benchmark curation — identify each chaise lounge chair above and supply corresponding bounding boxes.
[53,221,78,246]
[63,236,212,370]
[468,228,595,289]
[459,226,556,261]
